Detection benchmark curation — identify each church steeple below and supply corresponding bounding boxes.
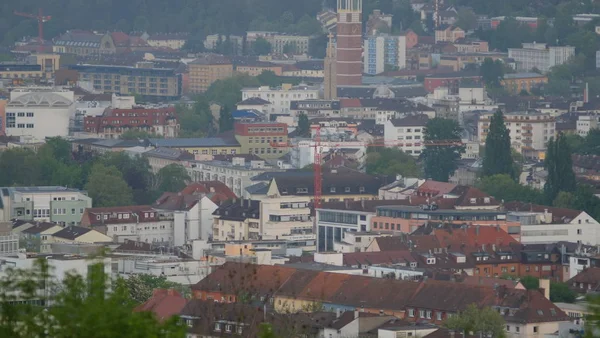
[324,33,337,100]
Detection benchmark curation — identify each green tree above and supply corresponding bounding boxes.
[565,133,585,153]
[553,191,576,208]
[478,174,544,204]
[124,274,188,304]
[252,37,272,55]
[153,164,191,194]
[519,275,540,289]
[482,109,516,179]
[0,148,41,186]
[296,113,310,137]
[444,304,506,338]
[544,134,577,203]
[455,8,477,31]
[219,105,234,133]
[517,276,576,303]
[366,148,421,177]
[580,129,600,155]
[0,258,185,338]
[86,163,134,207]
[480,58,504,88]
[422,118,465,182]
[101,152,154,204]
[256,70,281,87]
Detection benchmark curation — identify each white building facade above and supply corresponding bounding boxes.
[5,89,76,141]
[364,35,406,75]
[510,211,600,246]
[508,44,575,73]
[383,114,428,156]
[241,84,320,114]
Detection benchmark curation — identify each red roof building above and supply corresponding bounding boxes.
[134,289,187,321]
[83,107,179,139]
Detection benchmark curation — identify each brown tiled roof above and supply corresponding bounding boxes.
[567,267,600,288]
[498,288,570,324]
[20,222,60,235]
[135,289,187,321]
[460,276,523,289]
[450,186,499,207]
[407,280,497,312]
[415,181,457,197]
[432,226,518,250]
[154,181,236,209]
[372,236,413,251]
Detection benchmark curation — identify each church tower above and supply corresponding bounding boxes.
[324,33,337,100]
[336,0,363,86]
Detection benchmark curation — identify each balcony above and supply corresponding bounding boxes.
[522,125,533,130]
[523,139,533,144]
[522,132,533,137]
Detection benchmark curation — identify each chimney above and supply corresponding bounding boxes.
[539,279,550,300]
[354,309,359,319]
[336,308,341,319]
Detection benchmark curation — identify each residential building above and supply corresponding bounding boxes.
[145,147,194,173]
[204,34,244,52]
[502,73,549,94]
[148,137,241,156]
[83,106,179,139]
[212,199,261,242]
[508,44,576,73]
[241,84,320,114]
[0,222,19,255]
[188,157,280,197]
[246,32,310,55]
[434,26,465,43]
[117,256,212,285]
[17,221,65,252]
[0,186,92,225]
[505,202,600,245]
[236,97,272,116]
[44,225,113,251]
[235,61,283,76]
[568,267,600,295]
[233,122,289,159]
[281,60,324,78]
[0,64,43,81]
[453,39,489,53]
[70,64,182,100]
[188,55,233,93]
[289,138,366,169]
[25,53,60,79]
[5,88,75,141]
[341,98,435,124]
[383,114,429,156]
[478,111,555,159]
[336,0,363,86]
[146,33,188,49]
[576,114,600,136]
[53,30,116,56]
[80,206,174,245]
[363,35,406,75]
[423,71,482,93]
[153,182,235,245]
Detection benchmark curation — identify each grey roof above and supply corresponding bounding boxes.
[149,138,240,148]
[144,147,194,161]
[72,138,152,148]
[54,31,103,48]
[503,72,546,79]
[389,114,429,127]
[238,97,271,105]
[245,182,269,195]
[9,186,84,193]
[52,226,93,240]
[337,86,428,99]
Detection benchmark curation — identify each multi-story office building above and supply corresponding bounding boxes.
[188,55,233,93]
[0,186,92,225]
[478,111,555,159]
[508,43,575,73]
[290,100,341,119]
[233,122,289,159]
[69,64,181,100]
[241,84,320,114]
[383,114,429,156]
[0,64,43,80]
[363,35,406,75]
[187,157,281,198]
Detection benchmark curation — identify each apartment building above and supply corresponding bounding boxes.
[70,64,181,100]
[383,114,428,156]
[5,88,75,141]
[145,147,194,173]
[363,35,406,75]
[83,106,180,139]
[478,111,555,159]
[148,137,241,156]
[204,34,244,52]
[0,222,19,255]
[576,114,600,136]
[26,53,60,79]
[502,73,548,94]
[212,199,261,241]
[341,98,435,124]
[246,32,310,55]
[508,43,575,73]
[0,186,92,225]
[188,55,233,93]
[80,206,175,245]
[434,26,465,43]
[233,122,288,159]
[147,33,188,50]
[0,64,43,80]
[235,61,283,76]
[290,100,341,119]
[241,84,320,114]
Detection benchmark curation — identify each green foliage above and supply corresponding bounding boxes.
[153,164,191,194]
[518,276,576,303]
[478,174,544,204]
[296,113,310,137]
[219,105,234,133]
[565,133,585,153]
[519,275,540,289]
[480,58,505,88]
[252,37,272,56]
[0,259,185,338]
[258,323,278,338]
[422,118,465,182]
[553,191,576,208]
[579,129,600,155]
[455,8,477,31]
[544,134,577,203]
[586,294,600,338]
[176,99,213,137]
[482,109,516,179]
[100,152,155,204]
[444,304,506,338]
[366,148,421,178]
[85,163,134,207]
[124,274,188,304]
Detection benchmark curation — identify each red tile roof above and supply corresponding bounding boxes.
[567,267,600,290]
[432,226,518,250]
[339,98,362,108]
[415,181,457,197]
[154,181,236,210]
[134,289,187,321]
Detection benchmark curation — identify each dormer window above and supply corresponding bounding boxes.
[225,324,233,332]
[484,197,490,204]
[345,187,351,192]
[359,186,365,193]
[483,256,489,261]
[296,188,308,194]
[214,323,221,331]
[281,188,288,194]
[330,187,336,193]
[470,198,476,204]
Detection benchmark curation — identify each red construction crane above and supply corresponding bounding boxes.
[14,8,52,51]
[271,125,463,209]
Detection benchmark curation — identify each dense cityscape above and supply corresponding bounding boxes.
[2,0,600,337]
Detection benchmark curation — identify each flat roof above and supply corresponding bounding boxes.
[376,205,506,215]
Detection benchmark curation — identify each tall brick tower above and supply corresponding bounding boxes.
[336,0,363,86]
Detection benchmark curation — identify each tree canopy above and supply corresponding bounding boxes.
[366,148,421,178]
[544,134,577,204]
[482,110,516,179]
[444,304,506,338]
[422,118,465,182]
